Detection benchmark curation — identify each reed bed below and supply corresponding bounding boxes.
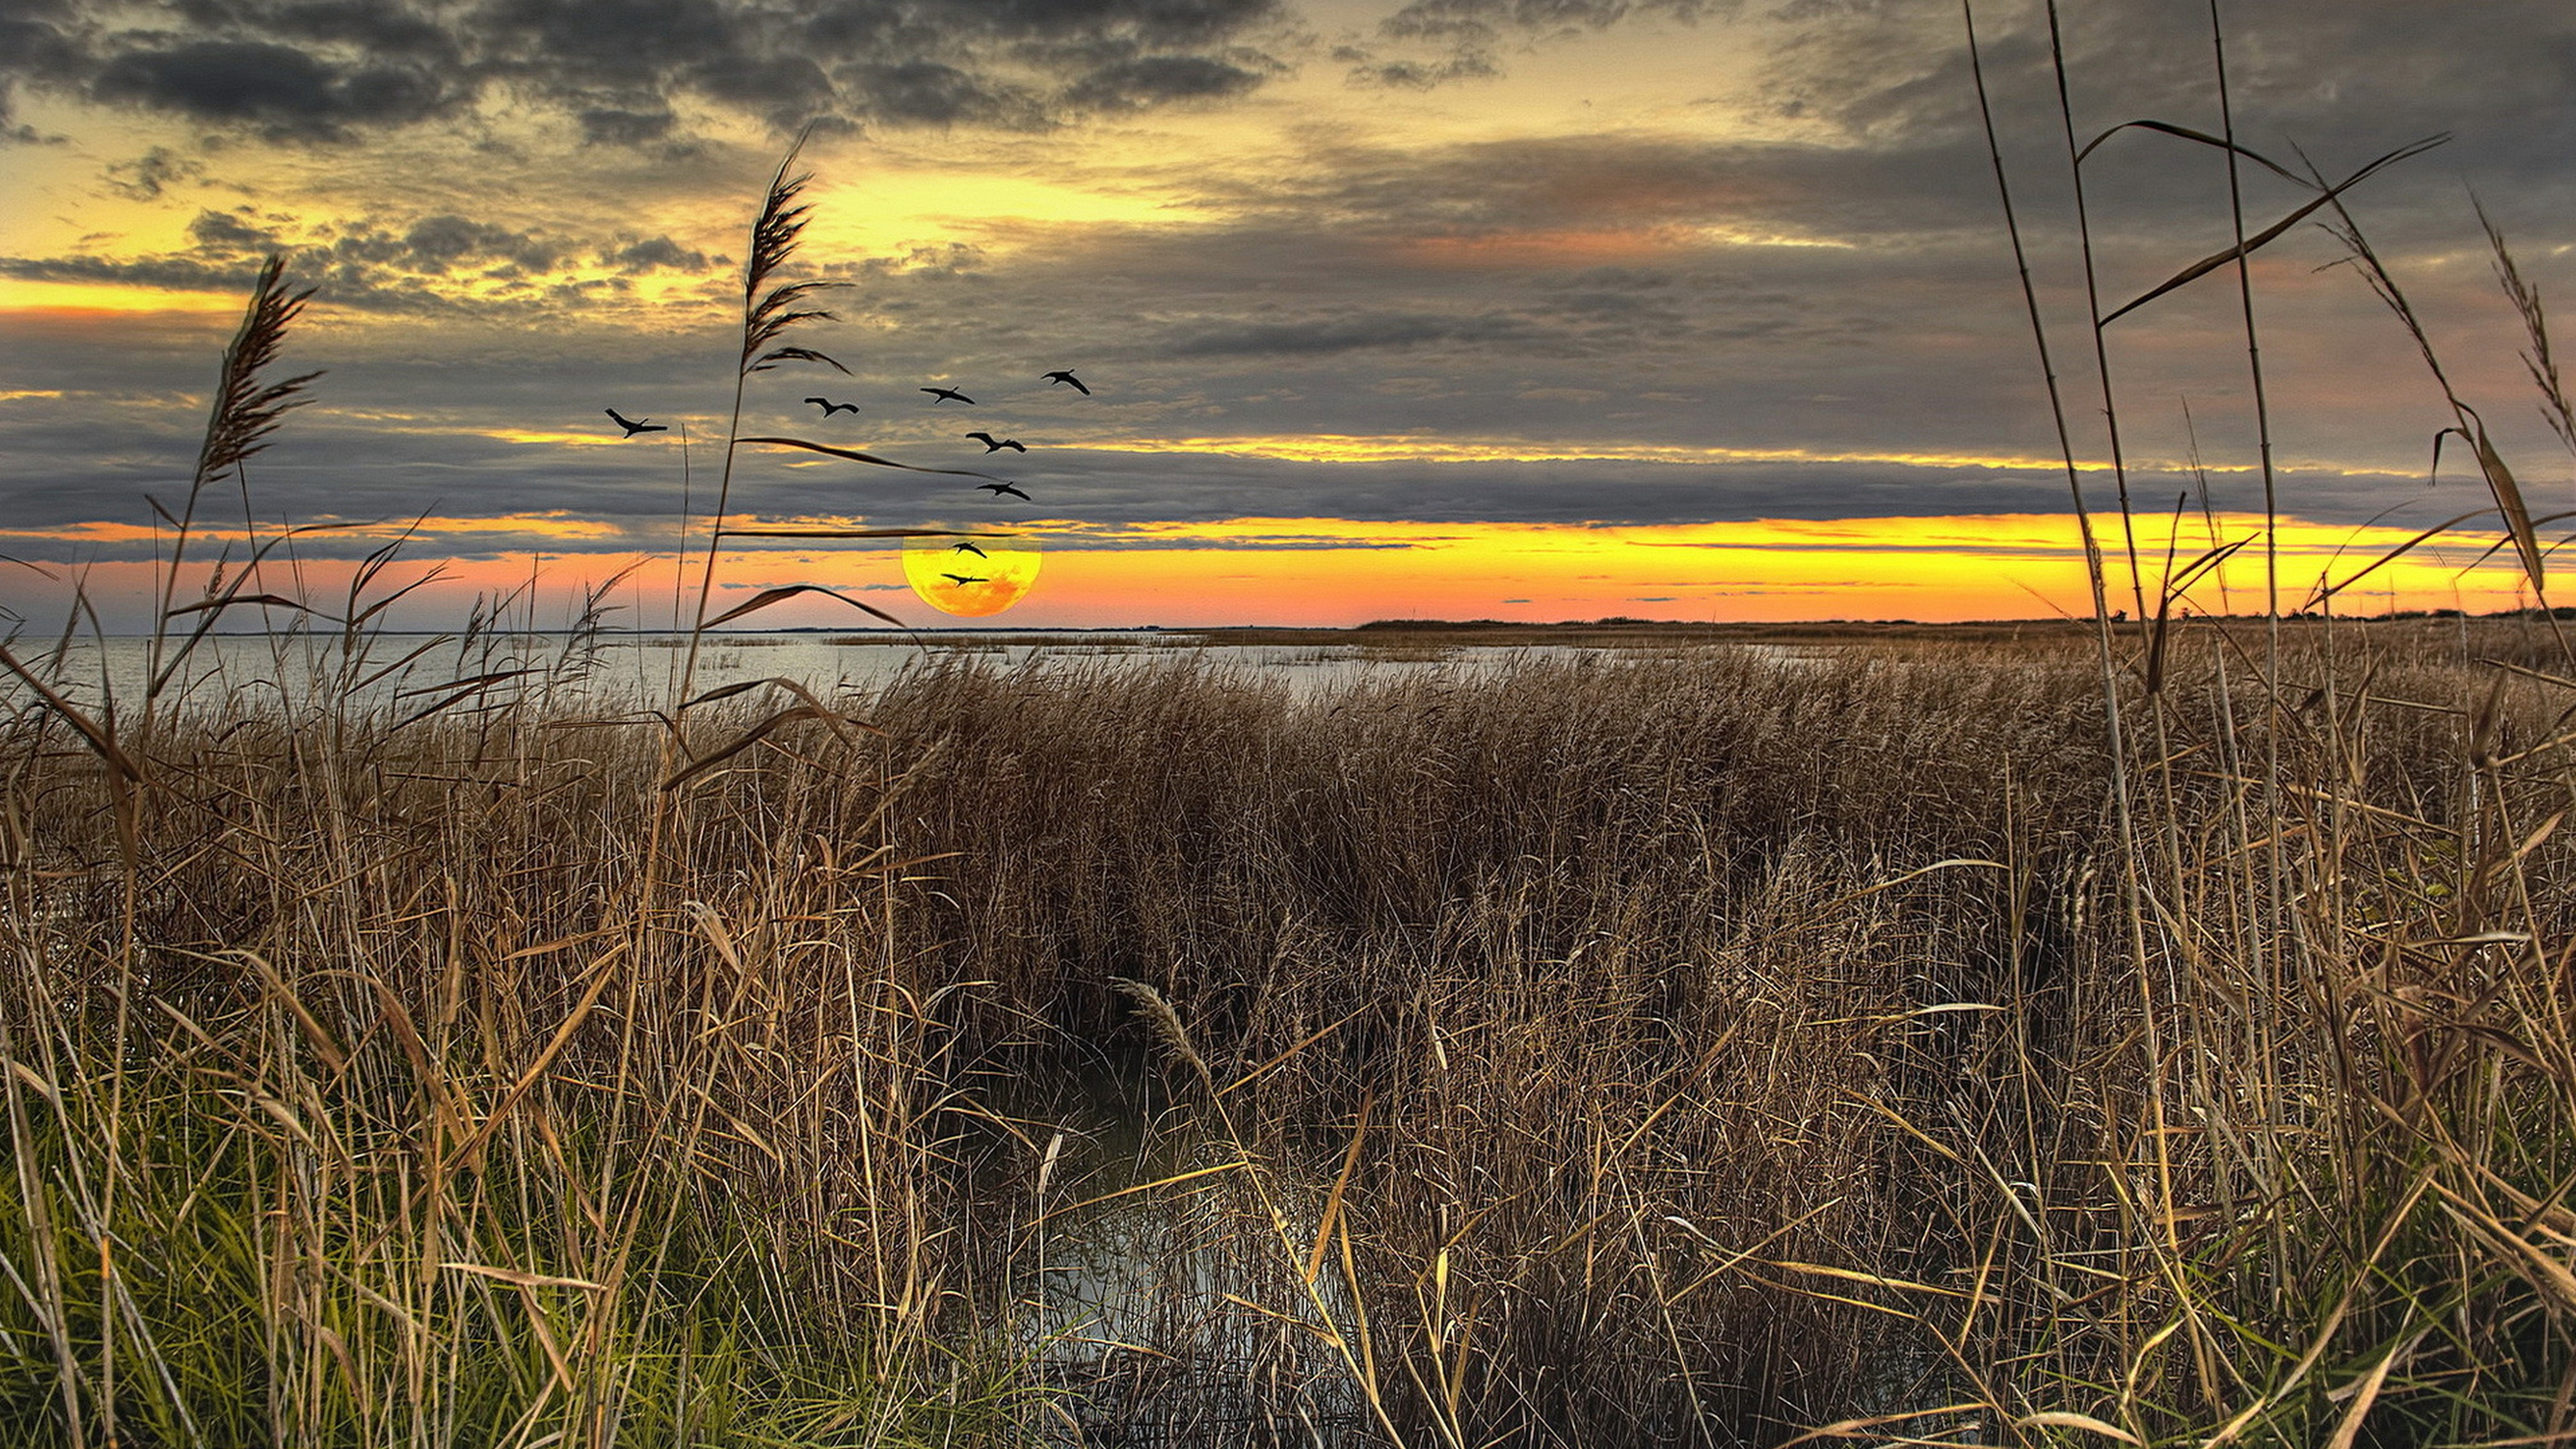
[867,624,2576,1446]
[7,617,2574,1445]
[0,660,1026,1446]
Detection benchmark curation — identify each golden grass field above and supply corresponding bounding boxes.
[9,38,2576,1440]
[9,616,2576,1446]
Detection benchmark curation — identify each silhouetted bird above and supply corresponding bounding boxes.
[605,409,665,437]
[952,541,989,558]
[978,482,1032,501]
[1042,370,1090,396]
[921,386,975,405]
[941,573,988,586]
[966,431,1027,453]
[805,396,858,417]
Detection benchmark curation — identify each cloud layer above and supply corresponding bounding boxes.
[3,0,2573,626]
[5,0,1291,146]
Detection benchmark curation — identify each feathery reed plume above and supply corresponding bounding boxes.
[710,132,827,530]
[148,256,320,706]
[1112,977,1215,1097]
[190,256,322,487]
[739,150,848,380]
[682,128,858,691]
[2478,203,2576,462]
[2316,187,2559,639]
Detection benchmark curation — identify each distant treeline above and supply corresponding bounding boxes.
[1356,605,2576,631]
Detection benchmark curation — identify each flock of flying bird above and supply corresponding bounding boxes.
[603,368,1091,590]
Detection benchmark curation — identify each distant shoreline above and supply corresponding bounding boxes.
[75,607,2557,648]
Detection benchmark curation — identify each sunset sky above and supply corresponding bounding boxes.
[3,0,2572,630]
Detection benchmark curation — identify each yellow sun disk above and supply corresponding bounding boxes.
[904,542,1040,617]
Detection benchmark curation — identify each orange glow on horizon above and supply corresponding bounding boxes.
[0,281,248,316]
[1,513,635,548]
[961,513,2539,626]
[485,428,673,447]
[0,512,2543,632]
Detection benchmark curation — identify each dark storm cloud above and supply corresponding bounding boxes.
[0,4,85,85]
[264,1,460,58]
[2,199,722,316]
[1379,0,1723,44]
[1170,310,1541,356]
[1345,0,1735,89]
[1061,54,1266,109]
[89,39,469,140]
[849,61,1040,127]
[1344,52,1495,89]
[1165,129,2000,252]
[7,0,1294,145]
[844,158,1930,370]
[0,0,80,140]
[604,235,708,272]
[103,145,207,198]
[0,252,265,292]
[186,207,280,252]
[395,213,563,272]
[1763,0,2576,232]
[2044,0,2567,156]
[576,105,676,146]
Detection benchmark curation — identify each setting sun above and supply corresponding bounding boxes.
[902,529,1042,616]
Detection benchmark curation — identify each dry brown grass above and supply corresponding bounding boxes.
[9,608,2576,1445]
[857,621,2576,1446]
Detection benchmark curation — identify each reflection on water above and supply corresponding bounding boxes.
[4,630,1815,716]
[998,1065,1374,1448]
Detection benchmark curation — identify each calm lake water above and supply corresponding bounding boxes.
[5,629,1803,715]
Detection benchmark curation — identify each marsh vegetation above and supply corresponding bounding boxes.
[9,622,2576,1446]
[9,9,2576,1443]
